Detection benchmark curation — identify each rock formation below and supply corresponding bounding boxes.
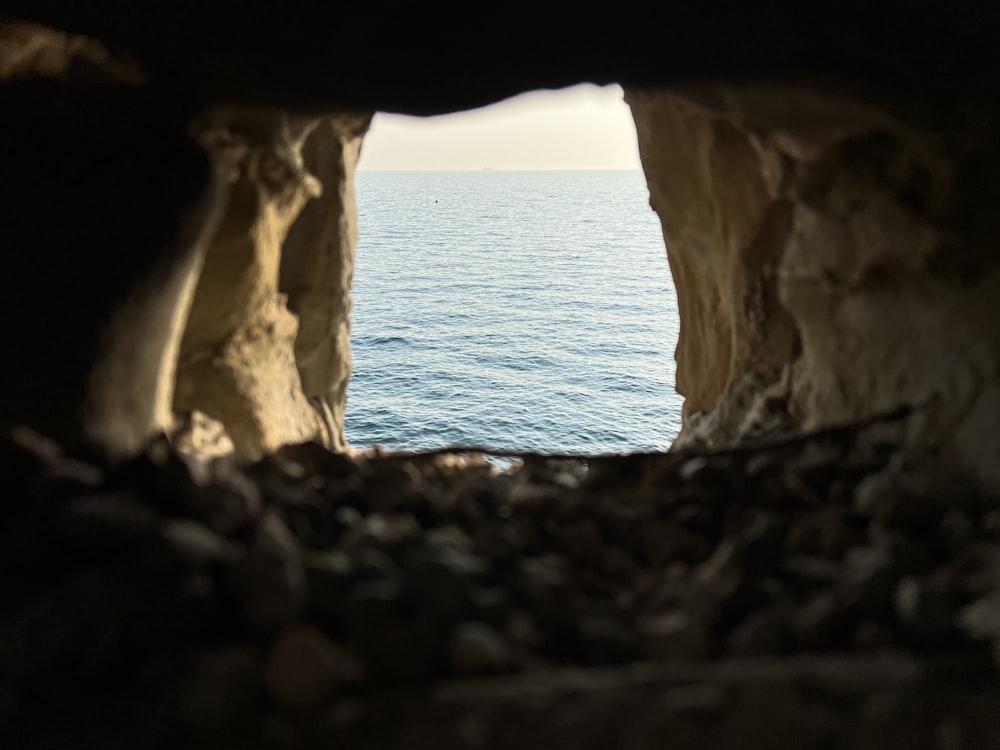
[280,115,371,453]
[0,21,372,463]
[3,7,1000,488]
[0,21,223,460]
[5,5,1000,749]
[173,109,370,460]
[627,88,1000,489]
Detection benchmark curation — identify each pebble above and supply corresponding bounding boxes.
[264,626,360,712]
[4,420,1000,745]
[178,647,261,730]
[557,518,605,561]
[447,622,513,676]
[638,611,711,661]
[231,547,305,630]
[161,519,239,566]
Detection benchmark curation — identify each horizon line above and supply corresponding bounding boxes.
[356,167,643,172]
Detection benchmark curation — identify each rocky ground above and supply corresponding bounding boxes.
[2,412,1000,749]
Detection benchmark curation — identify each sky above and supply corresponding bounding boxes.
[356,83,642,171]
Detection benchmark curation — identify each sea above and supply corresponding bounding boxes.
[343,169,683,456]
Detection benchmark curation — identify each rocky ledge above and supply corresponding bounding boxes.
[2,413,1000,749]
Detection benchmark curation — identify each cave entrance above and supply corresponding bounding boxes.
[345,84,681,457]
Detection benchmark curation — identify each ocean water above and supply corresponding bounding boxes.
[344,169,683,455]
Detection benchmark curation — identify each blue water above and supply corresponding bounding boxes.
[344,170,682,455]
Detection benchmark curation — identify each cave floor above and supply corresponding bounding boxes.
[2,415,999,749]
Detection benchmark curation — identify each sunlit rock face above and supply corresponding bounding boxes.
[0,19,373,461]
[627,88,1000,487]
[280,115,371,453]
[173,109,371,460]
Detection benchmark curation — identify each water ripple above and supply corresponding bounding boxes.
[345,170,683,454]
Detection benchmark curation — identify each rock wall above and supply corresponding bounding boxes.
[173,109,371,460]
[626,88,1000,487]
[0,22,224,460]
[280,115,371,452]
[0,21,372,462]
[6,9,1000,749]
[5,9,1000,495]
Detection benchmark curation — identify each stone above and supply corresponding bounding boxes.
[9,428,104,498]
[637,612,710,661]
[188,457,263,534]
[264,625,360,713]
[170,409,235,459]
[345,579,406,641]
[272,440,360,480]
[516,555,572,619]
[731,512,786,575]
[958,592,1000,660]
[839,543,901,606]
[727,604,791,656]
[58,493,163,559]
[231,546,305,631]
[894,576,958,647]
[576,616,639,665]
[474,523,525,563]
[600,545,643,580]
[638,519,713,567]
[177,647,261,731]
[447,622,513,676]
[256,510,303,557]
[304,550,354,626]
[406,546,486,624]
[791,592,849,649]
[556,518,605,562]
[5,430,1000,746]
[160,519,239,566]
[469,587,511,629]
[785,507,862,561]
[339,512,422,555]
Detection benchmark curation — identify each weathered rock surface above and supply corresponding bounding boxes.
[174,109,371,460]
[627,87,1000,489]
[280,114,371,452]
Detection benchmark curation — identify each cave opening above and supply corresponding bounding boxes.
[7,15,1000,747]
[344,85,682,457]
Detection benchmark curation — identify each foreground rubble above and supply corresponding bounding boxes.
[2,414,1000,749]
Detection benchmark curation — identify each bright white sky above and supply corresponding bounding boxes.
[357,83,642,171]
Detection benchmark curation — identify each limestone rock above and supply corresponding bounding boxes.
[280,115,371,451]
[626,86,1000,490]
[174,109,371,461]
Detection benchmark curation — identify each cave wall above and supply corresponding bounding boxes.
[172,108,371,460]
[0,20,373,462]
[280,114,371,453]
[627,88,1000,486]
[0,22,225,459]
[3,8,1000,488]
